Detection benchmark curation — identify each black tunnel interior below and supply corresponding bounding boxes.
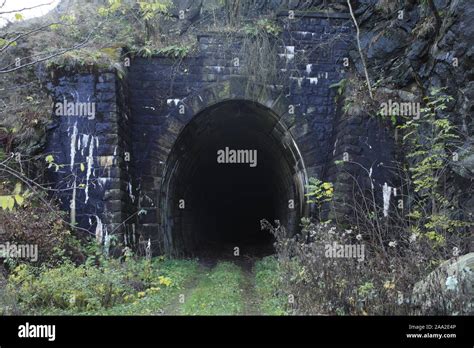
[160,100,306,257]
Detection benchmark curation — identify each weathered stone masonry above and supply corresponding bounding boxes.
[45,12,396,256]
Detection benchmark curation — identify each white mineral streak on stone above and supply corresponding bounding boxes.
[70,177,76,225]
[104,230,111,256]
[369,166,374,190]
[297,31,311,36]
[146,238,151,259]
[279,46,295,60]
[362,137,372,150]
[285,54,295,60]
[167,99,180,107]
[383,182,392,217]
[69,122,78,170]
[95,215,104,243]
[68,122,78,224]
[85,136,95,203]
[80,135,88,156]
[98,178,109,187]
[128,182,135,203]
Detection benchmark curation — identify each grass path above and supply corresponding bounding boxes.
[161,263,207,315]
[240,267,261,315]
[181,262,246,315]
[161,257,286,316]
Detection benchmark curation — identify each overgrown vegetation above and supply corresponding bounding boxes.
[254,86,471,315]
[1,252,293,315]
[0,199,83,269]
[305,178,334,216]
[261,217,471,315]
[1,254,198,315]
[400,88,469,244]
[239,18,283,95]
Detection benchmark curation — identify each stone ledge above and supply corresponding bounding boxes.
[277,10,350,19]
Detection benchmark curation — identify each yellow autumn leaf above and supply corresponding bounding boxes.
[0,196,15,210]
[383,281,395,290]
[14,195,24,206]
[158,276,172,287]
[322,182,332,189]
[12,182,22,195]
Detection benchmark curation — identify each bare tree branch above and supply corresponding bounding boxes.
[347,0,373,99]
[0,22,60,53]
[0,1,54,15]
[0,28,96,74]
[426,0,441,35]
[0,162,94,236]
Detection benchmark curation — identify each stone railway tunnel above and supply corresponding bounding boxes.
[159,92,309,256]
[45,11,395,257]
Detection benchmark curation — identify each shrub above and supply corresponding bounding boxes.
[261,218,471,315]
[4,257,191,314]
[0,203,84,269]
[7,261,133,313]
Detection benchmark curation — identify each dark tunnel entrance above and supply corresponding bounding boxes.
[160,100,308,257]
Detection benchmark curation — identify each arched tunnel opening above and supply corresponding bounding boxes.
[160,100,307,258]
